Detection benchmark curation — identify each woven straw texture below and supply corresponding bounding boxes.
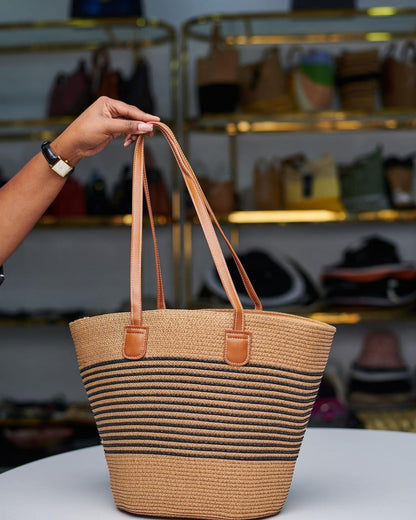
[70,309,335,519]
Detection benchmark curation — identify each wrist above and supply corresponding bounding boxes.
[51,134,83,167]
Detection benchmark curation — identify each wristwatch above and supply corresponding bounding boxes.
[41,141,74,178]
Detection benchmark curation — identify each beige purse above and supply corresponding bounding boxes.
[70,123,335,520]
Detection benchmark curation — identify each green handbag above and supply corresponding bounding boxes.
[339,147,390,212]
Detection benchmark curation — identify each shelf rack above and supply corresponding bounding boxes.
[0,18,177,140]
[181,8,416,313]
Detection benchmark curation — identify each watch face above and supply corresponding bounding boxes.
[52,159,73,177]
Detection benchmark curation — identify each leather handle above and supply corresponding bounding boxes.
[124,122,259,365]
[141,126,262,312]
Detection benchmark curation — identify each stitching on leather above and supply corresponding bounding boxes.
[123,327,148,360]
[224,331,252,367]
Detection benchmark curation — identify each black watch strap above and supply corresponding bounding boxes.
[41,140,59,165]
[41,140,74,178]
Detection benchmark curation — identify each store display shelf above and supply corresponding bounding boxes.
[0,18,175,54]
[188,209,416,225]
[0,117,176,141]
[183,8,416,45]
[187,301,416,324]
[36,214,173,228]
[309,307,416,324]
[185,111,416,135]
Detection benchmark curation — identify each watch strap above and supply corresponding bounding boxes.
[41,141,74,177]
[41,140,59,164]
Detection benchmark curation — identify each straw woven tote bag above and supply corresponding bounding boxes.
[70,122,336,520]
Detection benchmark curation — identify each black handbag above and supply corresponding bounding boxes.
[71,0,142,18]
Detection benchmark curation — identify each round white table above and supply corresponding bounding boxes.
[0,428,415,519]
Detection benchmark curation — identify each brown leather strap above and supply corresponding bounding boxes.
[126,122,259,365]
[157,123,262,311]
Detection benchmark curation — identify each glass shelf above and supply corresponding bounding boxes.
[185,111,416,135]
[0,18,175,54]
[183,8,416,45]
[188,209,416,225]
[36,214,173,228]
[186,302,416,325]
[0,117,176,141]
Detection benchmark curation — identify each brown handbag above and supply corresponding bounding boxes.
[197,25,240,113]
[336,48,380,111]
[47,60,91,117]
[70,123,335,520]
[240,48,293,113]
[91,47,121,101]
[381,42,416,109]
[253,158,283,210]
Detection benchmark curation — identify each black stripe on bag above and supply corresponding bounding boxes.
[103,449,298,461]
[99,429,304,442]
[89,396,312,419]
[82,357,321,461]
[84,379,319,403]
[80,356,324,379]
[93,412,309,430]
[88,389,315,411]
[97,422,306,437]
[90,401,310,424]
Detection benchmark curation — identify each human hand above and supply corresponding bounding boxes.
[51,96,160,166]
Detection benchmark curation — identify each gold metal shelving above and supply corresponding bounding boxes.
[0,18,175,54]
[37,214,173,228]
[183,8,416,45]
[0,18,181,306]
[181,9,416,314]
[185,111,416,135]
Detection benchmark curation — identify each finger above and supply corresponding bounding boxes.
[108,119,154,137]
[104,97,160,122]
[124,134,138,147]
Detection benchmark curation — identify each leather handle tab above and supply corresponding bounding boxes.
[123,326,148,360]
[224,330,252,366]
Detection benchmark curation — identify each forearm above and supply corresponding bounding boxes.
[0,96,158,265]
[0,150,68,265]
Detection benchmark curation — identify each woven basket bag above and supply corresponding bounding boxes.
[70,123,336,520]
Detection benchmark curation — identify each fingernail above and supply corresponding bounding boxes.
[138,122,153,132]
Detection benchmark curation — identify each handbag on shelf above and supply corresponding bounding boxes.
[291,49,335,111]
[91,47,121,101]
[197,25,240,113]
[49,177,87,218]
[47,60,91,117]
[339,147,390,212]
[282,152,344,211]
[381,41,416,109]
[336,48,380,111]
[384,154,415,209]
[120,55,155,114]
[69,122,336,520]
[144,146,171,218]
[239,48,293,113]
[253,157,284,210]
[71,0,142,18]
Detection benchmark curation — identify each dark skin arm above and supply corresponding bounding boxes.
[0,96,159,265]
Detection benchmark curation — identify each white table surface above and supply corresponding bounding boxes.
[0,428,415,519]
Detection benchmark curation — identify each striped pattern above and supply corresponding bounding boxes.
[71,308,335,518]
[81,356,322,461]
